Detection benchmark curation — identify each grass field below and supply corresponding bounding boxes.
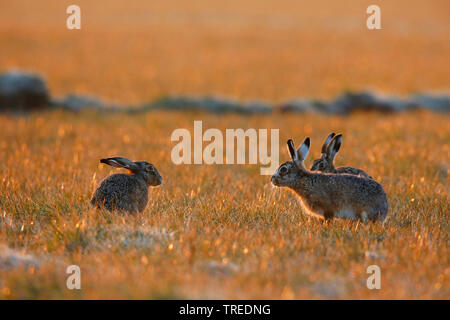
[0,110,448,299]
[0,0,449,299]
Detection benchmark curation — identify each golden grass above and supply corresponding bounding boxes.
[0,110,448,299]
[0,0,448,299]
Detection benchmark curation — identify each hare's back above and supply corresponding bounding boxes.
[336,166,371,179]
[98,174,142,192]
[319,173,385,200]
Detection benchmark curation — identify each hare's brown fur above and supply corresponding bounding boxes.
[272,138,388,222]
[91,157,162,213]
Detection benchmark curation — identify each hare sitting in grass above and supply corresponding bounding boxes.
[310,133,372,178]
[271,138,388,222]
[91,157,162,213]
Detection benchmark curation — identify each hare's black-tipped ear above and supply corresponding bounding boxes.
[287,139,297,161]
[100,157,138,170]
[297,137,310,161]
[326,134,342,161]
[333,134,342,153]
[321,133,336,154]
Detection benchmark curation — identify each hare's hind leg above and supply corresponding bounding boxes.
[321,211,334,225]
[360,211,369,224]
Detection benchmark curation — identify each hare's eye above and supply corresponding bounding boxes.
[280,166,288,175]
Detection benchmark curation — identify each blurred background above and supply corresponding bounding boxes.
[1,0,449,104]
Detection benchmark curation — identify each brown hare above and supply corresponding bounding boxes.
[91,157,162,213]
[311,133,372,178]
[271,138,388,222]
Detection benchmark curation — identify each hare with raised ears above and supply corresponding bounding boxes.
[271,138,388,222]
[311,133,372,179]
[91,157,162,213]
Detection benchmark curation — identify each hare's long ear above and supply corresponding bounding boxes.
[297,137,310,161]
[321,133,336,154]
[100,157,138,170]
[288,139,303,170]
[287,139,297,161]
[326,134,342,161]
